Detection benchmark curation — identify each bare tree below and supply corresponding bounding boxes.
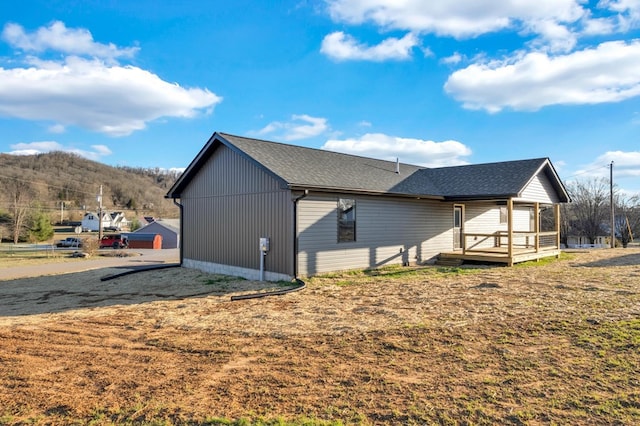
[0,209,10,243]
[565,178,612,244]
[615,195,640,247]
[2,176,36,243]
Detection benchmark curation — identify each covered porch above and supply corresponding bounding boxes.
[440,200,562,266]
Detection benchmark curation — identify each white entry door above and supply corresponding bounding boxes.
[453,205,463,250]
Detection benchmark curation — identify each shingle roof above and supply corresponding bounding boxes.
[220,133,425,194]
[398,159,555,199]
[167,132,569,202]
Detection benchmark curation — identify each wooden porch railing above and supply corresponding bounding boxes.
[462,231,559,255]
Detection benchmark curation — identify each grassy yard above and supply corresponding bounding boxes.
[0,248,639,425]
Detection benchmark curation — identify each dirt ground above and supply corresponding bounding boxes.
[1,249,639,425]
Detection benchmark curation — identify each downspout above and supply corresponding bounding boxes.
[292,189,309,278]
[172,198,184,265]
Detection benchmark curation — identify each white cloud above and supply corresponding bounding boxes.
[7,141,112,161]
[0,22,221,136]
[92,145,112,156]
[321,133,472,167]
[595,151,640,178]
[2,21,138,61]
[256,114,329,141]
[525,19,577,52]
[611,2,640,34]
[48,123,66,134]
[600,0,640,18]
[0,56,221,136]
[441,52,463,65]
[444,40,640,112]
[321,31,419,61]
[325,0,586,42]
[571,150,640,196]
[581,17,618,35]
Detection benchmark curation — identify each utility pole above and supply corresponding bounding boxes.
[98,185,103,241]
[610,161,615,249]
[60,201,64,224]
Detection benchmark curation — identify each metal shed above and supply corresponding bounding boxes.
[127,233,162,250]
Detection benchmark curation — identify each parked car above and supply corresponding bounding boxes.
[56,237,83,248]
[100,234,128,249]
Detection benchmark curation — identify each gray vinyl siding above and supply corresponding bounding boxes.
[465,204,532,232]
[516,172,560,203]
[181,145,294,276]
[297,194,452,276]
[463,203,532,249]
[464,203,503,250]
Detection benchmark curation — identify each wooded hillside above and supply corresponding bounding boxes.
[0,151,181,226]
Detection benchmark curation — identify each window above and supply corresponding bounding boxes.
[338,198,356,242]
[499,206,508,224]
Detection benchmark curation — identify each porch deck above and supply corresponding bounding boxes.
[439,229,561,266]
[439,246,561,266]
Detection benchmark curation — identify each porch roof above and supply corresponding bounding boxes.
[399,158,569,202]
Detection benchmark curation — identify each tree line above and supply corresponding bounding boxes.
[562,178,640,247]
[1,152,638,247]
[0,152,180,243]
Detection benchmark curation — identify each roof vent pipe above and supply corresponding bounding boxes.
[395,157,400,174]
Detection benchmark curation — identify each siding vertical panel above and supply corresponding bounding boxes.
[181,146,293,277]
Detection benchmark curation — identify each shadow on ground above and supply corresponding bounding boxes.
[0,265,283,318]
[576,252,640,268]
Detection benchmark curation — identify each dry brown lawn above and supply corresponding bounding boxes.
[1,249,639,425]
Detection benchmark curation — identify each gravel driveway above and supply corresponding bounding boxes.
[0,248,179,280]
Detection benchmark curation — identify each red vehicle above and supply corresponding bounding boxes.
[100,234,128,249]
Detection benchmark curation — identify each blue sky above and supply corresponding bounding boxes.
[1,0,640,196]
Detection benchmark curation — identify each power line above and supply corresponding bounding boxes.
[565,164,610,179]
[0,173,99,197]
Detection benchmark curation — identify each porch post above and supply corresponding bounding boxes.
[554,203,561,252]
[535,202,540,253]
[508,198,514,266]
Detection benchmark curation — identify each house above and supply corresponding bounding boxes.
[81,211,129,231]
[81,211,111,231]
[109,212,130,231]
[166,132,570,281]
[566,235,608,248]
[133,218,180,249]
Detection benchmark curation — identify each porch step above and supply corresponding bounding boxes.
[435,256,464,267]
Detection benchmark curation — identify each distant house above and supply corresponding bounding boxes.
[566,235,608,248]
[81,211,111,231]
[133,218,180,249]
[166,132,570,281]
[109,212,130,231]
[81,211,129,231]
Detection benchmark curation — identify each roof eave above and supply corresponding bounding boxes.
[166,132,291,199]
[165,131,221,199]
[288,184,444,200]
[443,193,519,202]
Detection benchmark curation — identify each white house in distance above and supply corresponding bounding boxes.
[81,211,129,231]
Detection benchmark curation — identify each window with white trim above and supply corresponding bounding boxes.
[338,198,356,242]
[499,206,508,224]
